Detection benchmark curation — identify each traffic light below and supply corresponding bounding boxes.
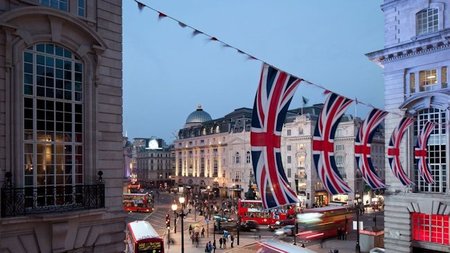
[166,214,170,228]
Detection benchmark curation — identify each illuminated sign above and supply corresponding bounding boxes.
[138,241,162,252]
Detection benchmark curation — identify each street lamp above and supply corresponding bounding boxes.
[171,203,177,234]
[354,193,363,253]
[172,196,186,253]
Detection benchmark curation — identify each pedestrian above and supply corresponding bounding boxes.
[189,224,193,235]
[201,226,205,238]
[219,237,223,249]
[205,243,210,253]
[230,234,234,248]
[223,236,227,249]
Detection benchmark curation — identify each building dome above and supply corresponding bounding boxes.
[185,105,212,127]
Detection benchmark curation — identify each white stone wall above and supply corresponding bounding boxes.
[373,1,450,252]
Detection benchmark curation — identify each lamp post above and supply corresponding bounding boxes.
[293,220,298,245]
[174,212,177,234]
[172,196,186,253]
[213,219,216,253]
[355,193,362,253]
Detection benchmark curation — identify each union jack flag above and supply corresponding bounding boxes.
[387,117,415,186]
[415,121,436,184]
[251,64,301,209]
[355,109,388,189]
[312,92,353,195]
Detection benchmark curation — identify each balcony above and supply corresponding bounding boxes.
[1,184,105,218]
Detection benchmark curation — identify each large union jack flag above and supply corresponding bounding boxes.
[415,121,436,184]
[251,64,301,209]
[312,92,353,195]
[387,117,415,186]
[355,109,388,190]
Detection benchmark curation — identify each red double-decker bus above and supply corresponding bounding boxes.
[123,193,152,213]
[125,221,164,253]
[237,199,296,225]
[296,205,353,241]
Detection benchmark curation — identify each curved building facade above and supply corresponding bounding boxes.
[368,1,450,252]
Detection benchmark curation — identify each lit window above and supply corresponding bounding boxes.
[419,69,437,91]
[23,43,83,207]
[39,0,68,12]
[409,73,416,93]
[412,212,450,245]
[442,67,447,88]
[416,8,438,36]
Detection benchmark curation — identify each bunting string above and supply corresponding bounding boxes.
[134,0,404,118]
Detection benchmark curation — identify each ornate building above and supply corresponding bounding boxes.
[174,106,252,199]
[175,105,385,208]
[282,107,385,208]
[0,1,125,252]
[368,1,450,252]
[134,138,174,189]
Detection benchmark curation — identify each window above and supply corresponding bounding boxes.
[78,0,86,17]
[412,212,450,245]
[407,66,448,94]
[287,145,291,151]
[287,129,291,136]
[287,168,291,178]
[287,156,291,164]
[335,144,344,151]
[246,151,251,164]
[416,8,438,36]
[414,108,447,193]
[409,73,416,93]
[419,69,437,91]
[335,156,344,166]
[23,43,83,207]
[39,0,68,12]
[235,152,240,164]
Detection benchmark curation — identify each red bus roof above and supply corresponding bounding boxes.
[127,221,160,242]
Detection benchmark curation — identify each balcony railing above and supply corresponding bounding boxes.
[1,184,105,218]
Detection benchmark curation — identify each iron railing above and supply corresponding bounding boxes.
[1,184,105,217]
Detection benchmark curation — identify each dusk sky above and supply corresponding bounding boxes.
[123,0,384,143]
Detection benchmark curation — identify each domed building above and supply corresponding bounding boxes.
[185,105,212,127]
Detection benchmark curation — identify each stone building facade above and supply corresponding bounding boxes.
[368,0,450,252]
[0,1,125,252]
[175,105,385,208]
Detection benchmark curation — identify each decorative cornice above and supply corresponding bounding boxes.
[366,29,450,66]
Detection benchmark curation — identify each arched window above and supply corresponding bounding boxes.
[235,152,240,164]
[414,108,447,193]
[416,8,438,36]
[23,43,83,207]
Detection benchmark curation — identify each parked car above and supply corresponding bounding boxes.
[274,225,295,236]
[370,248,385,253]
[240,220,259,232]
[267,219,296,231]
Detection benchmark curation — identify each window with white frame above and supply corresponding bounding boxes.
[23,43,83,207]
[335,144,344,151]
[335,156,344,166]
[407,66,448,95]
[414,108,447,193]
[416,8,438,36]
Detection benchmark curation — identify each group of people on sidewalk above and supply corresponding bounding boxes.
[218,231,235,249]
